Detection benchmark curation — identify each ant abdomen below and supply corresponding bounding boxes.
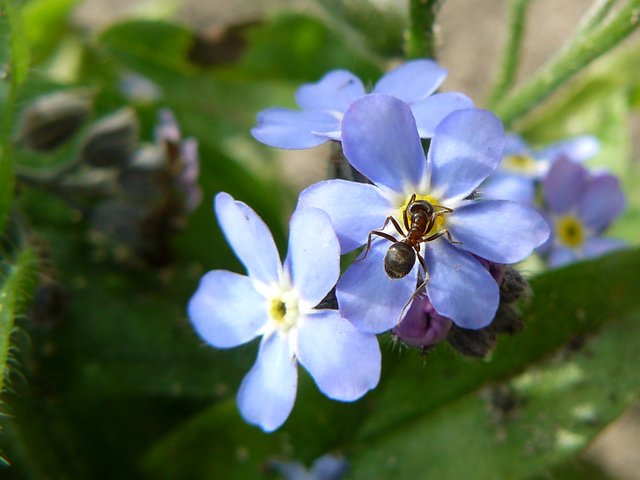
[384,242,416,278]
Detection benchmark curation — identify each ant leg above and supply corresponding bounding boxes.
[397,253,430,325]
[422,229,462,245]
[387,216,406,237]
[435,205,453,214]
[357,230,396,262]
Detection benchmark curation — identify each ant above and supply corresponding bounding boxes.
[360,194,455,315]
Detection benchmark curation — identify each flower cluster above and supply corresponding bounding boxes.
[481,134,626,267]
[190,60,563,432]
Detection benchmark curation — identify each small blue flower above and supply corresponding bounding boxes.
[298,94,549,333]
[539,157,626,267]
[268,454,349,480]
[188,193,381,432]
[251,59,473,149]
[482,133,600,204]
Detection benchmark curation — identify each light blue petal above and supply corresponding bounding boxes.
[542,157,588,214]
[481,173,536,203]
[297,310,380,401]
[548,246,578,268]
[251,108,339,149]
[298,179,393,253]
[237,333,297,432]
[295,70,365,112]
[341,94,427,192]
[428,109,505,201]
[373,59,446,103]
[311,454,349,480]
[410,92,474,138]
[285,208,340,307]
[188,270,268,348]
[583,237,626,258]
[215,192,281,285]
[537,135,600,162]
[336,240,418,333]
[578,173,625,231]
[448,200,549,263]
[424,239,499,329]
[504,133,531,156]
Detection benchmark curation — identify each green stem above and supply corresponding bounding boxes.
[576,0,619,35]
[486,0,531,107]
[494,0,640,127]
[406,0,443,59]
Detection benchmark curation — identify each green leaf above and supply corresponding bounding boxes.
[98,19,195,75]
[347,310,640,479]
[22,0,81,63]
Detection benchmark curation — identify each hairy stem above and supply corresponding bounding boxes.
[406,0,443,59]
[494,0,640,127]
[486,0,531,107]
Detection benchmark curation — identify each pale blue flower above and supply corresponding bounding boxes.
[188,193,381,432]
[251,60,473,149]
[483,133,599,204]
[540,157,626,267]
[299,94,549,333]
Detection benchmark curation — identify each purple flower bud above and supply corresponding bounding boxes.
[392,295,452,349]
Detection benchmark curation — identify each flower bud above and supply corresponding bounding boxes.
[500,266,531,303]
[447,324,497,358]
[80,109,138,168]
[18,90,92,151]
[392,296,452,350]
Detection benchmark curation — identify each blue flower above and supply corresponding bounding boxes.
[268,454,349,480]
[539,157,626,267]
[298,94,549,333]
[188,193,381,432]
[482,133,599,204]
[251,59,473,149]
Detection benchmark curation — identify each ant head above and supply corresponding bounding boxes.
[408,199,434,217]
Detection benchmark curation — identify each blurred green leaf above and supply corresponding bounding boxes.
[348,309,640,479]
[240,13,382,82]
[22,0,81,63]
[4,1,30,86]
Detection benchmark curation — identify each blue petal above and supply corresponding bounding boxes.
[448,200,549,263]
[578,172,625,231]
[311,454,349,480]
[297,179,393,253]
[341,94,427,192]
[295,70,365,112]
[251,108,339,149]
[410,92,474,138]
[537,135,600,162]
[583,237,626,258]
[215,192,281,285]
[336,240,418,333]
[237,333,297,432]
[428,109,505,201]
[504,133,531,156]
[542,157,588,214]
[373,59,446,103]
[548,246,578,268]
[285,208,340,307]
[297,310,380,401]
[424,239,499,329]
[481,173,536,203]
[188,270,268,348]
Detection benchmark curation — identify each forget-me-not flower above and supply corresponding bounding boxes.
[539,157,626,267]
[298,94,549,333]
[482,133,599,204]
[188,193,381,432]
[251,59,473,149]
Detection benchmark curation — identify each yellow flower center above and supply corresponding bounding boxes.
[268,293,299,331]
[502,154,538,174]
[556,216,584,248]
[397,193,446,236]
